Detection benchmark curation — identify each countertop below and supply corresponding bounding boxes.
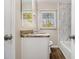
[21,33,50,37]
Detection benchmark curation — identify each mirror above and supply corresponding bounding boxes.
[21,0,34,30]
[21,0,71,31]
[37,0,57,29]
[21,0,57,30]
[22,0,32,10]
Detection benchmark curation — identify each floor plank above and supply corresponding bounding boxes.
[50,48,66,59]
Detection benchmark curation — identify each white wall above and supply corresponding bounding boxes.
[22,2,32,10]
[15,0,22,59]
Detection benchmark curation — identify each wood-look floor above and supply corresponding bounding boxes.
[50,48,66,59]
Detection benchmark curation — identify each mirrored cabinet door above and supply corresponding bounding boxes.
[37,0,58,30]
[21,0,35,30]
[21,0,58,30]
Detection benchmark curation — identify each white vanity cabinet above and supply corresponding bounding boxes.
[21,35,49,59]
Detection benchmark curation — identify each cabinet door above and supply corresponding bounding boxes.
[21,37,49,59]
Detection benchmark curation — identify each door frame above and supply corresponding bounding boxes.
[10,0,16,59]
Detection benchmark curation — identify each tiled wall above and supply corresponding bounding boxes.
[59,2,71,41]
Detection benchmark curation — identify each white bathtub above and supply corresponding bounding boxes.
[59,41,72,59]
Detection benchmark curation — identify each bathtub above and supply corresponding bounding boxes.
[59,41,72,59]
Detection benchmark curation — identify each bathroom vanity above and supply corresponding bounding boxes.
[21,33,50,59]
